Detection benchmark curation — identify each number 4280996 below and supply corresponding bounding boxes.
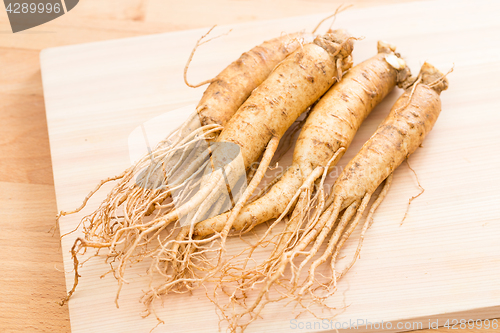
[6,2,62,14]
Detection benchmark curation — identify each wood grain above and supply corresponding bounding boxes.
[0,182,70,333]
[1,0,499,332]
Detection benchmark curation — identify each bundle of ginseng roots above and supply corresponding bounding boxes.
[57,22,449,333]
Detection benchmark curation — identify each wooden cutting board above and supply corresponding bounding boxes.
[41,0,500,332]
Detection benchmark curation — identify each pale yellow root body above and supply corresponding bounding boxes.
[196,32,316,127]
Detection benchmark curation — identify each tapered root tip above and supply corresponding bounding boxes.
[420,62,449,92]
[59,297,68,306]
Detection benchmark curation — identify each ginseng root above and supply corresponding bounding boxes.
[63,30,355,306]
[226,62,448,331]
[145,41,411,313]
[59,30,315,305]
[134,30,356,308]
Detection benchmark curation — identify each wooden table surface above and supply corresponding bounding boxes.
[0,1,497,332]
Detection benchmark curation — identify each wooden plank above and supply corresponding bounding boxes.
[144,0,422,28]
[0,181,71,333]
[0,5,168,50]
[40,0,500,332]
[0,48,44,96]
[0,0,425,51]
[1,0,499,332]
[69,0,148,22]
[0,94,53,184]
